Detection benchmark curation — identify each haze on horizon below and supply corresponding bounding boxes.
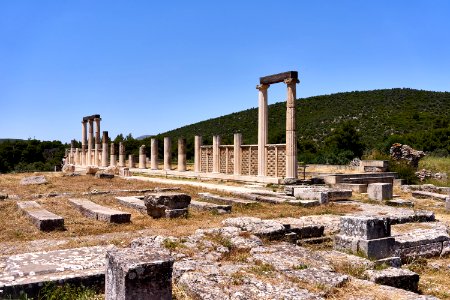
[1,1,449,143]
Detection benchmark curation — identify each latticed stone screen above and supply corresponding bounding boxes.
[200,146,213,173]
[266,144,286,177]
[241,145,258,176]
[219,146,234,174]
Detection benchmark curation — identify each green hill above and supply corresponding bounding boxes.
[155,88,450,151]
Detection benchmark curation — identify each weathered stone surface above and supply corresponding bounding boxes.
[276,217,324,239]
[386,199,414,207]
[446,197,450,211]
[390,143,425,168]
[144,193,191,218]
[222,217,286,239]
[442,240,450,257]
[401,184,450,194]
[17,201,64,231]
[69,198,131,223]
[412,190,448,201]
[375,256,402,268]
[334,235,395,260]
[115,196,146,213]
[104,166,120,175]
[20,175,47,185]
[339,216,391,240]
[199,192,257,206]
[62,164,75,173]
[0,192,8,200]
[293,187,352,204]
[85,166,99,175]
[335,183,368,193]
[105,246,174,300]
[364,267,419,292]
[286,199,320,207]
[95,172,114,179]
[367,183,393,201]
[189,200,231,214]
[119,167,131,177]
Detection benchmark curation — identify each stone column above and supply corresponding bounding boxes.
[194,136,202,172]
[87,118,94,165]
[212,135,221,173]
[164,137,171,170]
[75,148,79,165]
[128,154,134,169]
[178,138,186,171]
[81,120,87,165]
[151,138,158,170]
[257,84,269,177]
[101,131,109,167]
[110,143,116,167]
[139,145,146,169]
[94,117,101,166]
[234,133,242,175]
[119,142,125,167]
[285,78,299,179]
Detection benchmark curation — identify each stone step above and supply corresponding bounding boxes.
[115,196,146,213]
[198,192,257,206]
[69,198,131,223]
[0,245,109,299]
[189,200,231,214]
[412,190,448,201]
[16,201,64,231]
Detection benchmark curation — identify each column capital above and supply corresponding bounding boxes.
[284,78,300,85]
[256,84,270,91]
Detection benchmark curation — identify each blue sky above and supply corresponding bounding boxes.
[1,1,449,142]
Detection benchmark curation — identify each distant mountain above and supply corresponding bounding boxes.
[154,88,450,151]
[136,135,153,140]
[0,139,24,143]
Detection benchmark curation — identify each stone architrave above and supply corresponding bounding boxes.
[81,120,87,165]
[128,155,134,169]
[178,138,186,171]
[94,117,101,166]
[164,137,171,170]
[101,131,109,167]
[139,145,146,169]
[194,136,202,172]
[212,135,221,173]
[110,143,116,167]
[234,133,242,175]
[151,138,158,170]
[119,142,125,167]
[257,84,269,177]
[87,119,94,165]
[284,77,299,179]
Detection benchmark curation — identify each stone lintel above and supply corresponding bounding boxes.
[260,71,298,85]
[83,114,101,121]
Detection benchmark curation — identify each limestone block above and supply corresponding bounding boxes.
[364,267,419,292]
[143,193,191,219]
[358,237,395,260]
[367,183,393,201]
[95,172,114,179]
[442,240,450,257]
[165,208,188,218]
[62,164,75,173]
[85,166,99,175]
[222,217,286,239]
[20,175,47,185]
[189,200,231,214]
[386,199,414,207]
[395,242,443,261]
[446,197,450,211]
[339,216,391,240]
[17,201,64,231]
[105,246,174,300]
[119,167,131,177]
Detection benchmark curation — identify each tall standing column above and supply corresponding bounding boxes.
[151,138,158,170]
[234,133,242,175]
[139,145,146,169]
[284,78,299,179]
[212,135,221,173]
[81,120,87,165]
[178,138,186,171]
[94,117,101,166]
[128,154,134,168]
[75,148,79,165]
[257,84,269,177]
[110,143,116,167]
[194,136,202,172]
[101,131,109,167]
[87,119,94,165]
[119,142,125,167]
[164,137,171,170]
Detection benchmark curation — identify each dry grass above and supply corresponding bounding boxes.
[0,172,358,255]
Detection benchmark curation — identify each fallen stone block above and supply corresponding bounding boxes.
[286,199,320,207]
[293,187,352,204]
[276,217,324,239]
[364,267,419,292]
[189,200,231,214]
[20,175,47,185]
[199,193,257,206]
[222,217,286,239]
[334,234,395,260]
[386,199,414,207]
[144,193,191,218]
[374,257,402,268]
[95,172,114,179]
[62,164,75,173]
[368,183,393,201]
[335,183,368,193]
[105,247,174,300]
[339,216,391,240]
[446,197,450,211]
[69,198,131,223]
[115,196,146,213]
[412,190,448,201]
[17,201,64,231]
[85,166,99,175]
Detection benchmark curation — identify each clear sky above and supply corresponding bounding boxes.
[1,1,449,143]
